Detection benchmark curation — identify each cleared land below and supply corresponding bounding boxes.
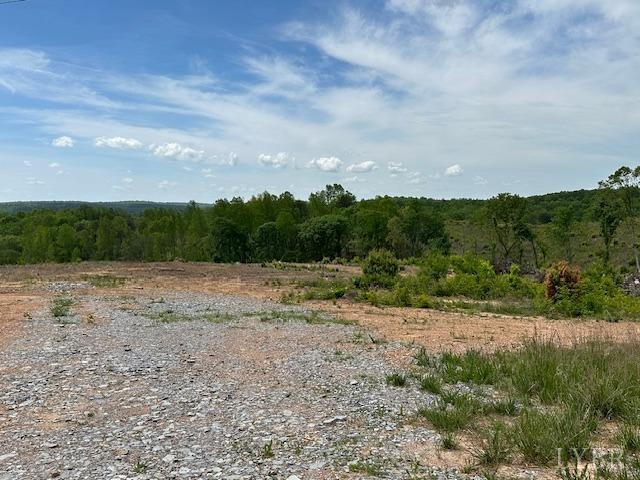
[0,262,638,479]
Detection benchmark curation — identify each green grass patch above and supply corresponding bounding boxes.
[255,309,352,325]
[410,337,640,470]
[86,275,127,288]
[155,310,236,324]
[50,297,74,317]
[385,372,407,387]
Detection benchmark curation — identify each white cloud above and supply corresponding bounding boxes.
[51,136,74,148]
[95,136,143,149]
[48,162,60,168]
[308,156,343,172]
[122,177,134,184]
[388,162,407,174]
[26,177,44,185]
[344,175,365,183]
[474,175,488,185]
[2,0,640,199]
[445,164,464,176]
[346,160,377,173]
[226,151,238,167]
[151,142,204,162]
[157,180,177,189]
[258,152,291,169]
[408,172,426,184]
[23,160,32,167]
[201,167,216,178]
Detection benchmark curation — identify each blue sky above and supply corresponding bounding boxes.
[1,0,639,202]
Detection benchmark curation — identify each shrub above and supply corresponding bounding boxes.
[544,261,581,301]
[418,251,450,281]
[360,249,400,288]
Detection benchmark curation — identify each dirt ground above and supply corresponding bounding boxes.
[1,262,636,479]
[1,261,638,352]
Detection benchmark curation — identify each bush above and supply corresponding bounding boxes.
[544,261,581,301]
[360,249,400,288]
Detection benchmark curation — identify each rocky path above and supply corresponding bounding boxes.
[0,289,456,479]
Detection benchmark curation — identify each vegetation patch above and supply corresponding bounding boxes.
[154,310,236,324]
[50,297,74,318]
[407,338,640,475]
[254,309,352,325]
[86,274,127,288]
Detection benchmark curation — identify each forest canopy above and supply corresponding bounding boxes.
[0,177,637,273]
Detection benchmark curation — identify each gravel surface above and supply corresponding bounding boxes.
[0,290,469,479]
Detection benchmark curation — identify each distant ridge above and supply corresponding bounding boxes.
[0,201,194,215]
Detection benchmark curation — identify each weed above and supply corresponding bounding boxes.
[441,433,458,450]
[473,422,512,466]
[262,439,274,458]
[414,347,433,368]
[87,275,126,288]
[133,460,147,474]
[51,297,74,317]
[386,372,408,387]
[489,397,519,416]
[348,461,383,476]
[617,423,640,453]
[156,310,236,323]
[419,374,443,395]
[418,393,481,432]
[511,406,595,465]
[256,309,350,325]
[439,349,499,385]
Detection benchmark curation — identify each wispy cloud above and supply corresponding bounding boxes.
[1,0,639,199]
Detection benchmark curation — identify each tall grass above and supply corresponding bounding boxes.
[415,337,640,467]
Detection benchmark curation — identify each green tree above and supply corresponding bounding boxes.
[599,166,640,272]
[298,215,348,260]
[254,222,281,261]
[551,206,576,263]
[486,193,529,269]
[386,206,449,258]
[210,217,248,262]
[596,193,623,264]
[55,224,76,262]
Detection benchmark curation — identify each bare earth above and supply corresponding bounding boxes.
[0,262,637,479]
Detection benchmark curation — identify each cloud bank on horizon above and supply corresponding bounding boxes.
[0,0,638,202]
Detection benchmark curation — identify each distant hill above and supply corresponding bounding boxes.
[0,201,194,215]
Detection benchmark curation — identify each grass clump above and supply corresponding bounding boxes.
[617,423,640,453]
[51,297,74,317]
[261,439,274,458]
[419,392,482,432]
[439,349,499,385]
[156,310,236,323]
[385,372,407,387]
[410,337,640,471]
[441,433,458,450]
[419,374,443,395]
[87,274,126,288]
[348,461,383,476]
[257,309,351,325]
[473,422,512,466]
[511,405,596,465]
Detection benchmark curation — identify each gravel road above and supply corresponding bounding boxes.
[0,288,466,480]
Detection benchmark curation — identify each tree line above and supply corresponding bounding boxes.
[0,168,638,272]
